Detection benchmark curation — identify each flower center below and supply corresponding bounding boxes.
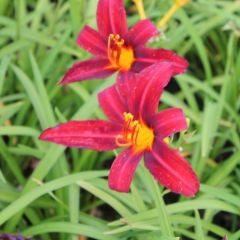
[107,34,135,71]
[116,112,154,153]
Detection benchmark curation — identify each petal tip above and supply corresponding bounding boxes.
[59,71,75,85]
[108,181,130,193]
[39,127,57,142]
[174,58,189,75]
[58,78,65,85]
[183,176,200,198]
[76,27,86,46]
[59,70,79,85]
[39,130,49,141]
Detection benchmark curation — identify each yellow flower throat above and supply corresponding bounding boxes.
[116,112,154,153]
[107,34,135,71]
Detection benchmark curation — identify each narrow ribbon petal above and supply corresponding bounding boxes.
[98,85,127,122]
[127,19,160,46]
[39,120,121,151]
[153,108,188,139]
[60,58,114,84]
[144,139,199,197]
[109,148,143,192]
[134,46,189,75]
[97,0,128,38]
[128,63,173,121]
[76,26,107,56]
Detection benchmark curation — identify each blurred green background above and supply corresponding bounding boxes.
[0,0,239,239]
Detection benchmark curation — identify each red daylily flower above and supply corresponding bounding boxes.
[60,0,188,84]
[40,63,199,197]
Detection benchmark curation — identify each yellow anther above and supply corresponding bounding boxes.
[116,39,124,46]
[116,112,154,153]
[107,34,135,71]
[115,134,132,147]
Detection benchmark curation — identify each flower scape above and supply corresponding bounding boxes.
[40,0,200,197]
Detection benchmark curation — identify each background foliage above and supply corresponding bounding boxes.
[0,0,240,239]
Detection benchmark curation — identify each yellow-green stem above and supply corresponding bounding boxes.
[158,0,191,28]
[132,0,146,20]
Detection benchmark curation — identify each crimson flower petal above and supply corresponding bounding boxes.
[60,58,114,84]
[76,26,107,56]
[97,0,128,38]
[127,19,159,46]
[99,72,135,122]
[39,120,121,151]
[109,148,143,192]
[134,46,189,75]
[153,108,188,139]
[128,63,173,121]
[144,139,199,197]
[116,71,136,102]
[98,85,127,122]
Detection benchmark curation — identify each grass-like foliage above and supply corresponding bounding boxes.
[0,0,240,239]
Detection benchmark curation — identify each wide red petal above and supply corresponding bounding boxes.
[127,19,159,46]
[108,148,143,192]
[153,108,188,139]
[144,140,199,197]
[116,71,136,102]
[97,0,128,38]
[39,120,121,151]
[98,85,127,122]
[128,63,173,122]
[60,58,114,84]
[134,46,189,75]
[76,26,107,56]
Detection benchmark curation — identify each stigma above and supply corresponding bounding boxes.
[107,34,135,71]
[116,112,154,153]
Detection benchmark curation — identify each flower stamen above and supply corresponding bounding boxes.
[107,34,135,71]
[116,112,154,153]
